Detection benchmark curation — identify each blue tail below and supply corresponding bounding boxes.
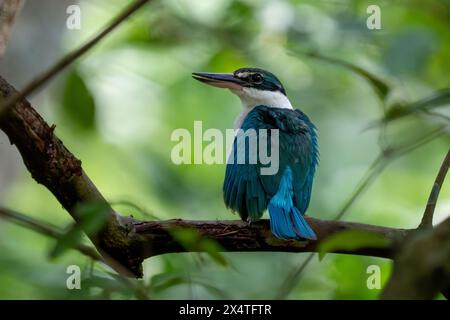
[267,167,317,240]
[268,201,316,240]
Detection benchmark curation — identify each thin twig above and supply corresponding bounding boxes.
[0,0,150,116]
[419,149,450,228]
[0,206,101,260]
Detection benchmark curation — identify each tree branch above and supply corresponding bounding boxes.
[419,149,450,228]
[0,206,101,260]
[131,218,407,259]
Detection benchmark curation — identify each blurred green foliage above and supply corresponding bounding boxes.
[61,70,97,131]
[0,0,449,299]
[50,202,109,258]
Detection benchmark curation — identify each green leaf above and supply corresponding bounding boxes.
[149,273,186,293]
[318,230,391,261]
[170,228,228,267]
[50,202,109,258]
[62,70,96,130]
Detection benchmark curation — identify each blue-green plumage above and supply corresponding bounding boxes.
[224,105,318,240]
[192,67,319,240]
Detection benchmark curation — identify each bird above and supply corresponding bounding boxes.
[192,67,318,240]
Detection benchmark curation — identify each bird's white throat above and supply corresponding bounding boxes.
[231,87,293,128]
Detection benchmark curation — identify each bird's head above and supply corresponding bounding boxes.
[192,67,291,109]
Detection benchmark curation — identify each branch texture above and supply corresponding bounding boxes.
[132,218,406,260]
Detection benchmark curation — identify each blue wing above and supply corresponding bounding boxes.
[223,105,319,221]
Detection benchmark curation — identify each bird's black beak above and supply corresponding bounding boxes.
[192,72,246,90]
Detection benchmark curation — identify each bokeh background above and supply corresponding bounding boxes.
[0,0,449,299]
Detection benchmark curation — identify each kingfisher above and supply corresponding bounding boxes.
[192,68,318,240]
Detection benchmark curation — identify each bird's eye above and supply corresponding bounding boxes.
[250,74,263,84]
